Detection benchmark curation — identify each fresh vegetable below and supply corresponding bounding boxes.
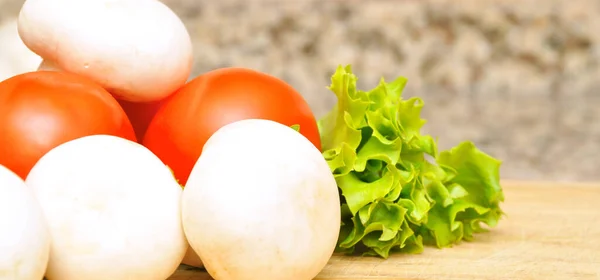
[0,164,50,280]
[318,65,505,258]
[0,71,136,179]
[25,135,188,280]
[182,119,339,280]
[0,0,508,277]
[18,0,193,102]
[143,67,321,186]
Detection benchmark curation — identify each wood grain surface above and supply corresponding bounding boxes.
[170,181,600,280]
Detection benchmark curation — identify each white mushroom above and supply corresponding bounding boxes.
[0,164,50,280]
[17,0,193,102]
[25,135,188,280]
[182,119,341,280]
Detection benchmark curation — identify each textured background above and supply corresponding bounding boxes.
[1,0,599,182]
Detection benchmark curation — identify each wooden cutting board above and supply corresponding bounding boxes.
[170,181,600,280]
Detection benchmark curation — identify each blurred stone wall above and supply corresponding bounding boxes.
[1,0,599,182]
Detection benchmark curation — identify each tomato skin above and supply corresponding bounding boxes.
[0,71,136,179]
[117,98,165,142]
[143,67,321,185]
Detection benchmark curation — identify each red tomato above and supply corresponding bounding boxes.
[117,98,165,142]
[143,67,321,185]
[0,71,136,179]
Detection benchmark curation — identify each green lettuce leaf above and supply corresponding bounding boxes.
[318,65,505,258]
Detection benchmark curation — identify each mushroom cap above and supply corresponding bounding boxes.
[182,119,341,280]
[18,0,193,102]
[0,164,50,280]
[25,134,188,280]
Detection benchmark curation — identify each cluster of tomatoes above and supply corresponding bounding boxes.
[0,67,322,185]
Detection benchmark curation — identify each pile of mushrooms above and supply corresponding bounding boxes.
[9,0,342,279]
[16,0,203,270]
